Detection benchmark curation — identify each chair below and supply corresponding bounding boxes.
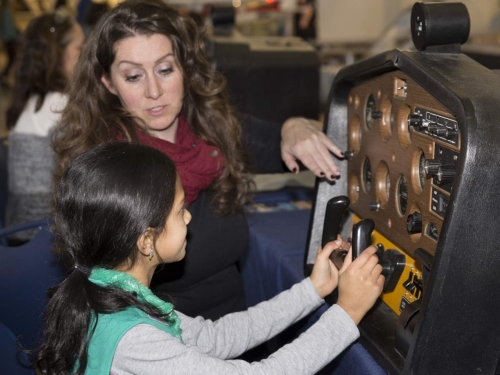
[0,220,68,350]
[0,322,36,375]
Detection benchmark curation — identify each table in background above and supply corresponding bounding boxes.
[239,188,386,375]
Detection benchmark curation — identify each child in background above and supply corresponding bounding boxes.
[35,142,383,375]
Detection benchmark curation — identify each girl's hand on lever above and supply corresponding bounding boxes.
[310,236,349,299]
[337,246,384,324]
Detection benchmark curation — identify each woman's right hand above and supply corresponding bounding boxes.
[336,246,384,325]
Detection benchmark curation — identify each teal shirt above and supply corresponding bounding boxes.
[84,307,182,374]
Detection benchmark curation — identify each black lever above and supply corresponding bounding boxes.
[321,195,350,247]
[321,196,350,270]
[351,219,375,261]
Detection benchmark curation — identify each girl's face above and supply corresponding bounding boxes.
[155,176,191,263]
[101,33,185,143]
[62,23,84,79]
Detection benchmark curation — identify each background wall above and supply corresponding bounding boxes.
[317,0,500,44]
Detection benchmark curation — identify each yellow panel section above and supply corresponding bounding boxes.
[353,215,423,316]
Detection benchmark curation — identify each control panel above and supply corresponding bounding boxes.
[307,3,500,374]
[346,71,460,265]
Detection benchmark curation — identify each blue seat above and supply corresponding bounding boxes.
[0,322,36,375]
[0,220,68,350]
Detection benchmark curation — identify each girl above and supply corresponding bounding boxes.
[51,0,344,320]
[36,142,383,374]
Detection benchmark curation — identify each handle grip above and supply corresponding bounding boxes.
[351,219,375,261]
[321,195,350,248]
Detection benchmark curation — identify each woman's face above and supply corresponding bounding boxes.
[101,33,185,143]
[62,23,84,79]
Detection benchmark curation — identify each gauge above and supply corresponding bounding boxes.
[348,115,362,155]
[349,174,360,204]
[365,94,376,129]
[397,175,408,215]
[375,162,390,207]
[363,158,372,193]
[386,173,391,199]
[419,152,426,189]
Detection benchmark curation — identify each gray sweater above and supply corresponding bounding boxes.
[111,278,359,374]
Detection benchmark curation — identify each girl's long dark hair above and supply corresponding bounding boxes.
[6,10,76,129]
[34,142,178,375]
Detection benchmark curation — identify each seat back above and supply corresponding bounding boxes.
[0,220,68,349]
[0,322,36,375]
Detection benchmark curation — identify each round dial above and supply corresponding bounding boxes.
[386,173,391,200]
[363,158,372,193]
[365,94,376,129]
[397,175,408,215]
[418,152,426,189]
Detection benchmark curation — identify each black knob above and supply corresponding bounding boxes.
[343,151,354,160]
[437,165,455,184]
[424,159,441,177]
[428,123,439,134]
[407,212,423,234]
[371,110,382,120]
[369,202,380,211]
[441,128,458,139]
[408,114,422,128]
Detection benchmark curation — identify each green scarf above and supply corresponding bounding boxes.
[88,267,182,340]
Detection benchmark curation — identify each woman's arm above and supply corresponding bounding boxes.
[239,113,288,174]
[239,114,344,180]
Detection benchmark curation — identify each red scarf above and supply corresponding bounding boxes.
[133,116,224,205]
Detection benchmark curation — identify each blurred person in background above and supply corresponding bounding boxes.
[5,8,84,241]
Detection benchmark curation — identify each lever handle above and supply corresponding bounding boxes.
[321,196,350,247]
[351,219,375,261]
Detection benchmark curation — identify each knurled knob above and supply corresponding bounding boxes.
[424,159,441,177]
[343,151,354,160]
[437,165,455,184]
[428,123,439,133]
[408,114,422,127]
[407,212,423,234]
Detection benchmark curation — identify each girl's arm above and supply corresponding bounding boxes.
[112,278,359,374]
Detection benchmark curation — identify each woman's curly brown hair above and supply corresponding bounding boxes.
[6,10,76,129]
[52,0,253,215]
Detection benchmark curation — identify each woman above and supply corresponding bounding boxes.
[52,0,343,320]
[5,8,84,240]
[35,142,383,375]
